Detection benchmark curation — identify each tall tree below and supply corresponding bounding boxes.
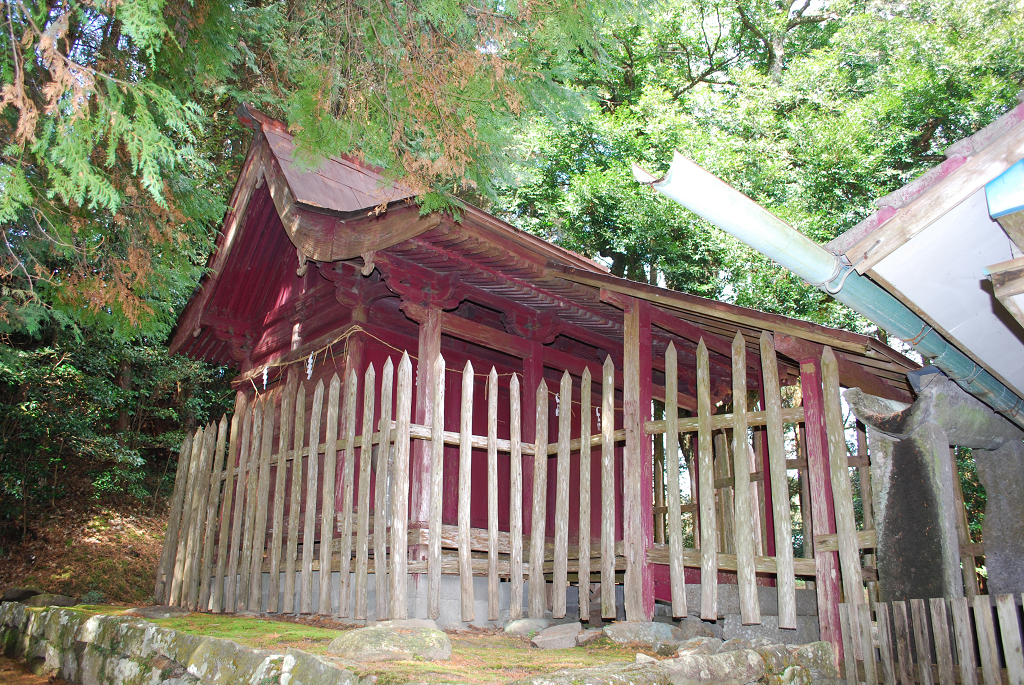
[494,0,1024,331]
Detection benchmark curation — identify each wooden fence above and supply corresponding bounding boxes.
[839,596,1024,685]
[153,334,872,633]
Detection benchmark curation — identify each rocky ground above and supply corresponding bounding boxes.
[1,595,842,685]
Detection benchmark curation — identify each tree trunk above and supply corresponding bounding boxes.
[117,357,132,434]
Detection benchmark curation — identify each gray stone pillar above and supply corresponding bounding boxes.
[973,440,1024,595]
[846,371,1023,601]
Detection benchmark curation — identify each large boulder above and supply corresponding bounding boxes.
[604,621,679,648]
[505,617,552,637]
[22,594,78,608]
[531,623,582,649]
[326,623,452,662]
[663,649,766,685]
[1,587,43,603]
[676,637,722,656]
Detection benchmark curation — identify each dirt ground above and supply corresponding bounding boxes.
[0,656,65,685]
[0,462,165,607]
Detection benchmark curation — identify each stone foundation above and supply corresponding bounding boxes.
[0,602,365,684]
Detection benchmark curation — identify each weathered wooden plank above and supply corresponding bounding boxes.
[759,332,796,630]
[199,415,230,611]
[646,542,838,576]
[697,340,718,622]
[578,368,592,623]
[226,405,254,612]
[390,353,412,620]
[930,598,956,685]
[427,356,445,619]
[622,299,649,621]
[269,376,296,614]
[212,408,242,614]
[838,603,858,685]
[184,424,217,611]
[731,332,759,626]
[284,383,305,614]
[248,394,277,611]
[950,597,978,685]
[892,601,914,685]
[237,403,263,611]
[878,602,898,685]
[664,343,686,618]
[458,359,475,622]
[169,426,205,607]
[912,599,934,685]
[974,594,1001,685]
[601,356,616,620]
[822,346,865,636]
[338,369,358,618]
[509,372,524,622]
[318,374,342,615]
[860,601,879,685]
[553,371,572,619]
[374,358,394,620]
[997,594,1024,685]
[530,378,550,619]
[487,367,500,622]
[155,431,194,604]
[355,364,376,620]
[645,408,808,437]
[301,381,325,614]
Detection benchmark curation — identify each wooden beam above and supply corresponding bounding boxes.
[847,120,1024,273]
[775,334,913,403]
[554,265,875,354]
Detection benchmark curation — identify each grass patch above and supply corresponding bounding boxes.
[151,614,340,654]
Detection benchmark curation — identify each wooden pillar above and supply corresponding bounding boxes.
[522,343,543,537]
[623,298,654,621]
[411,307,441,527]
[800,358,841,654]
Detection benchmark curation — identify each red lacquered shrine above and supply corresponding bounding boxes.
[156,106,917,655]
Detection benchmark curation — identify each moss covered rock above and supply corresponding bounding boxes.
[327,624,452,662]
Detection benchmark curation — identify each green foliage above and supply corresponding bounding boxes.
[0,329,234,541]
[955,446,985,543]
[493,0,1024,330]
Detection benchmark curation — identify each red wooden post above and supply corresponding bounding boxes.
[522,343,544,535]
[800,358,841,654]
[623,298,655,621]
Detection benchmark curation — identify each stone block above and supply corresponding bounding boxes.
[721,614,819,645]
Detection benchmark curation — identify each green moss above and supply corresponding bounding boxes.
[151,614,340,655]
